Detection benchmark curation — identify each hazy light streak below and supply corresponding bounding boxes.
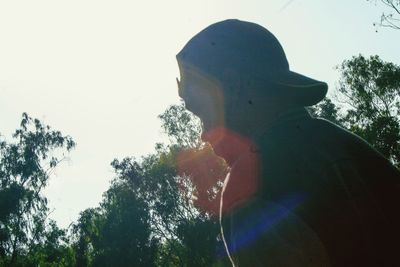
[218,192,305,257]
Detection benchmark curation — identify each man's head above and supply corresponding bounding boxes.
[176,19,327,155]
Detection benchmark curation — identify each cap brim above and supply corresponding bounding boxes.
[272,71,328,106]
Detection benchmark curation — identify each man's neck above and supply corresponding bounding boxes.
[210,107,311,166]
[234,106,310,141]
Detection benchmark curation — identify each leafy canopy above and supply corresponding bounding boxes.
[0,113,75,266]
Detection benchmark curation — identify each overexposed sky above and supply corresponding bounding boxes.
[1,0,398,228]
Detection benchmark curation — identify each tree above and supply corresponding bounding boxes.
[158,104,203,149]
[69,104,226,266]
[109,147,223,267]
[68,104,228,266]
[71,189,159,267]
[71,208,100,267]
[308,55,400,167]
[24,220,75,267]
[108,104,227,266]
[336,55,400,166]
[368,0,400,30]
[0,113,75,266]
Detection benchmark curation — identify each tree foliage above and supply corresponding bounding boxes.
[158,104,203,149]
[311,55,400,168]
[336,54,400,166]
[70,185,158,267]
[71,103,228,266]
[0,113,75,266]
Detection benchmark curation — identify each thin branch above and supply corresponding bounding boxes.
[388,1,400,14]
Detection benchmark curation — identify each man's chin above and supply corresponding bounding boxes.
[201,127,253,166]
[201,127,225,153]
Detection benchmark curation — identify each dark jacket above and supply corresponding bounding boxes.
[221,108,400,267]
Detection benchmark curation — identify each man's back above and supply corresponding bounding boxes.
[223,110,400,266]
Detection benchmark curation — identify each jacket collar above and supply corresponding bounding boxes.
[250,107,312,147]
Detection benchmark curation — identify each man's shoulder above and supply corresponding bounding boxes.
[308,118,382,158]
[258,117,386,170]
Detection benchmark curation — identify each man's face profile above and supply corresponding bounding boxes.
[177,65,225,143]
[177,64,258,166]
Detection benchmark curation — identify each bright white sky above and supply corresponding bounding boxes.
[0,0,399,228]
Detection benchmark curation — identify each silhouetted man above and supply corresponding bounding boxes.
[176,19,400,266]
